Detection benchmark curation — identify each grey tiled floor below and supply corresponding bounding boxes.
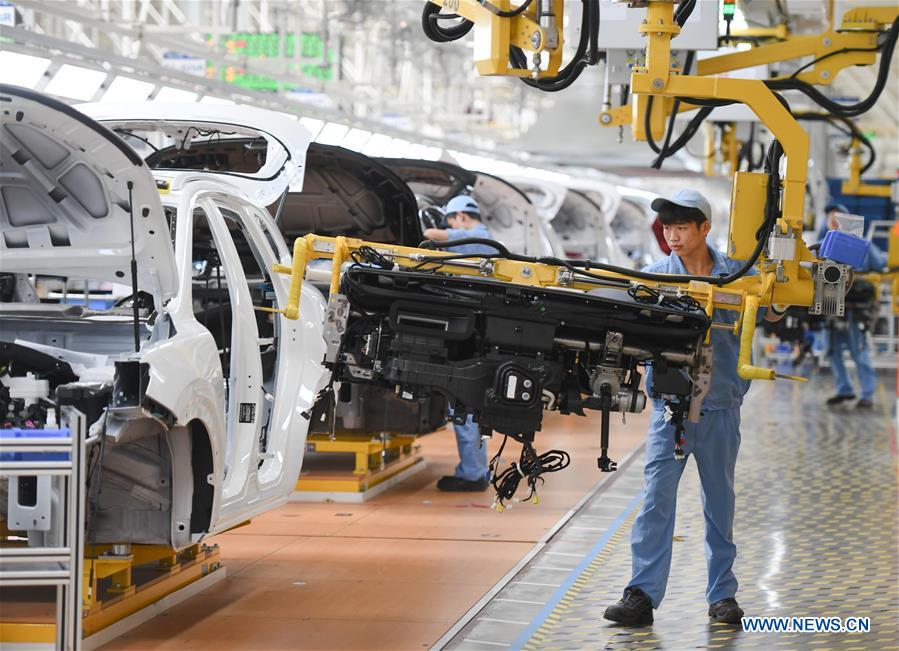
[444,374,899,650]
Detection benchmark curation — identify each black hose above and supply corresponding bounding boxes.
[788,46,882,80]
[644,49,696,155]
[485,0,533,18]
[416,144,782,291]
[674,0,696,27]
[509,0,601,92]
[421,1,473,43]
[645,100,714,167]
[794,111,877,174]
[651,98,681,167]
[765,17,899,118]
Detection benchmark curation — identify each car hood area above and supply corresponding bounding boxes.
[276,143,422,248]
[0,85,177,299]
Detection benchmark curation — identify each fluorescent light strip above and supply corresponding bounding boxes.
[298,117,325,139]
[0,51,51,88]
[341,128,372,151]
[44,64,106,101]
[315,122,349,145]
[153,86,199,102]
[102,76,154,103]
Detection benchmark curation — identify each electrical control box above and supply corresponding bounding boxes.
[598,0,719,51]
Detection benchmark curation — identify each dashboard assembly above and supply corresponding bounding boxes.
[324,264,712,506]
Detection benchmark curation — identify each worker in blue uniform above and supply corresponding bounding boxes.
[424,195,496,491]
[820,206,887,409]
[603,189,783,627]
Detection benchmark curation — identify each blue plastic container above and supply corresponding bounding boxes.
[820,230,871,269]
[0,427,71,461]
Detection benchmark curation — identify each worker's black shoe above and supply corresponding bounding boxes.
[856,398,874,409]
[826,393,855,405]
[603,587,654,626]
[436,476,489,492]
[708,598,744,625]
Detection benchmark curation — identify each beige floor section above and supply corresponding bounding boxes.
[99,409,648,651]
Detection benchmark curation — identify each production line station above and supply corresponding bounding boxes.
[0,1,897,649]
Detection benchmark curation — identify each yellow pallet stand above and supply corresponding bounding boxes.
[294,431,426,497]
[0,534,223,646]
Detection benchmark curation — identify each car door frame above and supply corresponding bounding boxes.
[164,180,327,535]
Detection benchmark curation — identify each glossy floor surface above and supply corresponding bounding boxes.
[96,372,898,650]
[97,408,648,650]
[446,373,899,651]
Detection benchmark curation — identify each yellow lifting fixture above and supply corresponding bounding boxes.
[842,138,895,199]
[598,4,898,132]
[260,0,898,390]
[423,0,564,77]
[263,233,801,383]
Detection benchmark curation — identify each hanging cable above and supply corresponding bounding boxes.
[764,17,899,118]
[674,0,697,27]
[508,0,602,92]
[483,0,533,18]
[489,434,570,509]
[421,2,473,43]
[794,111,877,174]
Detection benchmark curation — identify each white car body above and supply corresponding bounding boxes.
[0,87,327,548]
[376,158,561,258]
[613,186,665,267]
[507,177,631,267]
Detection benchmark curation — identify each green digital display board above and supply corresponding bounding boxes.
[205,32,334,89]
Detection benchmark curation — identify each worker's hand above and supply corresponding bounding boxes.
[423,228,450,242]
[764,304,788,322]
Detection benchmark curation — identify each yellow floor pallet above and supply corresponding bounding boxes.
[293,432,426,502]
[0,541,225,647]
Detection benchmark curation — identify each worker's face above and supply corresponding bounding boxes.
[662,219,710,257]
[446,212,468,229]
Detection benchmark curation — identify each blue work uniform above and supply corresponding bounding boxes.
[444,223,495,255]
[829,243,886,401]
[629,244,754,609]
[446,223,495,481]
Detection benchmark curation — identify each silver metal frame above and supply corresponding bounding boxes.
[0,407,89,650]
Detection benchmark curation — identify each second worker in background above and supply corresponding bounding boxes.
[423,195,497,491]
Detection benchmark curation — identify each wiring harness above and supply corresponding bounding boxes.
[628,284,705,313]
[489,433,570,510]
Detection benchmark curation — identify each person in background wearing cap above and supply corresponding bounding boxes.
[422,195,495,255]
[820,203,886,409]
[423,195,496,491]
[604,189,783,628]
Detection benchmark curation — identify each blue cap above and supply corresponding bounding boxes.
[443,195,480,217]
[651,189,712,222]
[824,202,849,215]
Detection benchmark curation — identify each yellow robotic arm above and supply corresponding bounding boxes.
[423,0,564,77]
[383,0,890,381]
[600,5,899,134]
[843,139,895,199]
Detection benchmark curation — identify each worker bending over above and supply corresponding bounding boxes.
[424,195,496,491]
[604,189,783,627]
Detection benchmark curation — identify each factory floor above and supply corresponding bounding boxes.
[98,407,648,650]
[444,372,898,651]
[99,372,898,651]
